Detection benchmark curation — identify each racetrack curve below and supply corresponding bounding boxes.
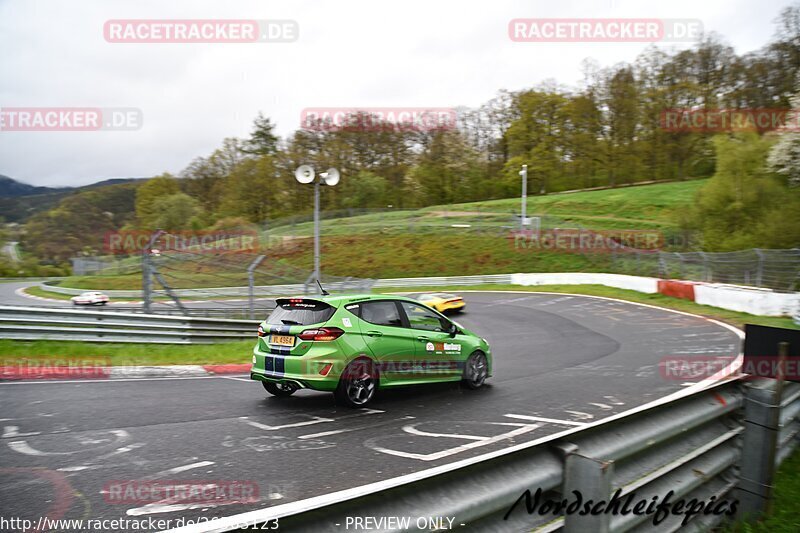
[0,291,742,530]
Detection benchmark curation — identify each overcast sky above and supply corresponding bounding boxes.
[0,0,794,187]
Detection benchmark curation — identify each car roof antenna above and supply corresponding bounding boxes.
[316,279,330,296]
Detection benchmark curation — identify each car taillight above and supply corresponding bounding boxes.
[257,325,266,337]
[298,327,344,341]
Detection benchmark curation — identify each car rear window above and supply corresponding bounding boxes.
[360,300,403,327]
[267,299,335,326]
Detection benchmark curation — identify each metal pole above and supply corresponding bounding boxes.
[520,164,527,230]
[314,179,321,281]
[755,249,765,288]
[247,255,266,320]
[142,251,151,314]
[142,230,163,314]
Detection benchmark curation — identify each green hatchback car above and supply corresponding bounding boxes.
[250,294,492,407]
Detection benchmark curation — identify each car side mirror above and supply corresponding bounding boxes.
[448,323,458,337]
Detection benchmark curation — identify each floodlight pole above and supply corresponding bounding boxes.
[314,179,321,282]
[520,164,528,229]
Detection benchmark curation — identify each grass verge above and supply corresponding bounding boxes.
[0,340,254,366]
[724,448,800,532]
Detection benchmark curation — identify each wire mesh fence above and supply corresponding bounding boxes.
[610,248,800,292]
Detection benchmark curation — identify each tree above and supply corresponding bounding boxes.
[135,174,180,227]
[340,171,389,208]
[689,133,783,250]
[242,113,280,157]
[218,156,278,222]
[148,193,201,230]
[767,91,800,187]
[406,130,487,205]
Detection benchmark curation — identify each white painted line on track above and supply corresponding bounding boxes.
[564,410,594,420]
[298,429,351,440]
[1,426,40,438]
[242,416,334,431]
[218,376,252,382]
[242,408,383,432]
[297,415,413,440]
[369,424,539,462]
[145,461,215,479]
[504,414,588,427]
[403,425,489,441]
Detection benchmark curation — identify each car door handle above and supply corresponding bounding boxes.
[365,331,383,337]
[417,336,430,342]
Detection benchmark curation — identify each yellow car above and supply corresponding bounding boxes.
[417,293,466,314]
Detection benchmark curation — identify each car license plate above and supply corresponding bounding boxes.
[269,334,295,347]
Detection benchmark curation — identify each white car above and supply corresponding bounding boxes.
[71,291,110,306]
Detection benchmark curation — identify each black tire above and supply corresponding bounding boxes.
[334,359,378,407]
[262,381,297,397]
[461,351,488,389]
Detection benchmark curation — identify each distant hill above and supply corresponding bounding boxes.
[0,175,69,197]
[0,175,147,222]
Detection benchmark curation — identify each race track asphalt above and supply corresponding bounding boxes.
[0,291,742,531]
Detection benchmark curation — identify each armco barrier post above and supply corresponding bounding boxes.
[562,445,613,533]
[738,381,781,520]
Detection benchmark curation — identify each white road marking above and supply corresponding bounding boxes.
[564,410,595,420]
[7,429,130,456]
[218,376,252,382]
[241,409,383,432]
[369,424,539,462]
[2,426,40,438]
[603,395,625,405]
[8,441,73,456]
[142,461,215,480]
[242,416,334,431]
[587,403,613,410]
[297,415,414,440]
[298,429,351,440]
[504,414,588,427]
[402,425,488,441]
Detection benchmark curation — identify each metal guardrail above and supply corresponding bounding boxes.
[0,306,258,344]
[169,378,800,532]
[38,274,513,299]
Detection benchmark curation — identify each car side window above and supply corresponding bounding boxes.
[400,302,449,332]
[360,300,403,328]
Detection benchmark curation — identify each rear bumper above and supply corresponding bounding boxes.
[438,301,465,313]
[250,350,340,392]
